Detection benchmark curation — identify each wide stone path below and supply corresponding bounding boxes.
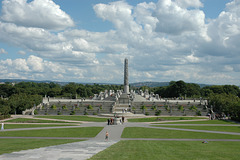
[0,123,122,160]
[1,120,240,160]
[0,140,118,160]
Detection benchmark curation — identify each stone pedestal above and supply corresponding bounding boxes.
[114,117,122,125]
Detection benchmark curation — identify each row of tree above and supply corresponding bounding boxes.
[0,80,240,121]
[150,80,240,98]
[0,82,123,98]
[0,93,42,117]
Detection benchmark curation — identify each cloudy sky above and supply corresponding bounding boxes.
[0,0,239,85]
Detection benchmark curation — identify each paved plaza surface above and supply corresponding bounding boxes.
[1,117,240,160]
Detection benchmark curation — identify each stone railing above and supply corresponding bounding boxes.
[22,104,42,115]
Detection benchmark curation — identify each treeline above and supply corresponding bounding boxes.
[139,80,240,98]
[0,81,240,121]
[0,82,122,117]
[0,82,123,98]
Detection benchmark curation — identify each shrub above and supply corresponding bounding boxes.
[34,110,38,115]
[141,105,147,110]
[189,105,197,111]
[145,112,149,116]
[196,110,201,116]
[70,110,75,115]
[51,104,57,110]
[84,111,88,115]
[151,106,157,110]
[93,112,97,115]
[87,105,93,110]
[165,105,170,111]
[0,115,10,120]
[57,111,62,115]
[178,105,184,112]
[155,110,161,116]
[62,105,67,110]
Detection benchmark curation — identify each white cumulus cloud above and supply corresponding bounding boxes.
[0,0,240,85]
[1,0,74,30]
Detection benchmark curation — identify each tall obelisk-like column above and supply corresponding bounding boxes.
[124,58,129,94]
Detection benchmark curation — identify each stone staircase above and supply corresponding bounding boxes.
[112,103,129,113]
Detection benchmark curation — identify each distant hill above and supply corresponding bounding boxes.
[0,79,212,88]
[130,82,169,88]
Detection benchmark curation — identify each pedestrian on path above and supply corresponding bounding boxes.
[1,123,4,130]
[105,131,109,141]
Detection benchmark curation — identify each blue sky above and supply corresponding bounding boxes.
[0,0,239,85]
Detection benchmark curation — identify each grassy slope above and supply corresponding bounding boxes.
[0,139,83,155]
[121,127,240,139]
[90,141,240,160]
[152,125,240,133]
[5,118,74,123]
[127,117,207,122]
[4,124,79,129]
[0,127,103,137]
[158,120,238,124]
[36,115,107,122]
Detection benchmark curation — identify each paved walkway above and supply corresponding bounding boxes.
[1,120,240,159]
[0,122,125,160]
[0,140,118,160]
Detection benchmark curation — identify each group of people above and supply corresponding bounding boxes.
[107,116,125,125]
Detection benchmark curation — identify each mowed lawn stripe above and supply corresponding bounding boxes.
[0,139,84,155]
[5,118,75,123]
[0,127,103,137]
[157,120,238,125]
[152,125,240,133]
[121,127,240,139]
[35,115,107,122]
[90,141,240,160]
[128,117,207,122]
[3,124,79,129]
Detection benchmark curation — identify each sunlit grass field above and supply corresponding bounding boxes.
[90,141,240,160]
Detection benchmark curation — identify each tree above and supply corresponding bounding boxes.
[8,93,42,114]
[0,99,10,116]
[186,83,200,97]
[62,83,77,95]
[168,80,187,97]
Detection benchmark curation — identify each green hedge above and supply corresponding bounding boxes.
[0,115,11,120]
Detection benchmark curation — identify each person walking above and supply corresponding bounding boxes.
[1,123,4,130]
[105,131,109,141]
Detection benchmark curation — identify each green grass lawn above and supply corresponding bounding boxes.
[0,127,103,137]
[36,115,108,122]
[5,118,75,123]
[0,139,83,155]
[90,141,240,160]
[127,116,207,122]
[121,127,240,139]
[157,120,238,124]
[3,123,79,129]
[152,125,240,133]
